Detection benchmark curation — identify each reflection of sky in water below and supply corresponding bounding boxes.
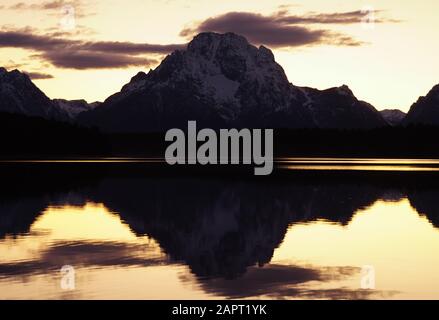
[279,158,439,171]
[0,204,204,300]
[4,158,439,172]
[1,198,439,299]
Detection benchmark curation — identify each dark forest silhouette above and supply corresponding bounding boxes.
[3,111,439,158]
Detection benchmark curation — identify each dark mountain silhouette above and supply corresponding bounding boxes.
[0,195,47,238]
[2,33,439,157]
[380,109,406,126]
[300,85,387,129]
[0,67,66,121]
[0,68,108,157]
[78,32,387,132]
[0,68,100,122]
[403,84,439,126]
[407,188,439,228]
[3,34,439,134]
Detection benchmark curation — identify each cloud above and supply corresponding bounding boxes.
[0,240,167,277]
[0,29,73,51]
[181,263,396,299]
[180,10,398,48]
[8,0,95,18]
[24,71,54,79]
[9,3,27,10]
[3,59,28,70]
[0,8,399,70]
[38,50,159,69]
[0,29,185,69]
[80,41,185,55]
[275,10,400,25]
[44,24,97,38]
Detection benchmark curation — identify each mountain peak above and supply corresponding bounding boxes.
[188,32,250,54]
[0,68,68,121]
[338,85,353,96]
[403,84,439,126]
[258,45,275,61]
[428,84,439,96]
[79,32,387,132]
[0,68,32,85]
[185,32,278,80]
[322,85,354,98]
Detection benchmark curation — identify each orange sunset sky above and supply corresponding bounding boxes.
[0,0,438,112]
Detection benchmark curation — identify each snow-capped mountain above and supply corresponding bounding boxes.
[79,32,387,132]
[0,67,67,121]
[403,84,439,126]
[380,109,406,126]
[300,85,387,129]
[53,99,101,119]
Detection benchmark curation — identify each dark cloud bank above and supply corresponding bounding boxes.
[0,8,398,70]
[181,10,398,48]
[0,29,185,69]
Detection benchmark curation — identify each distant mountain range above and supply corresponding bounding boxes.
[380,109,407,126]
[0,67,66,121]
[1,32,438,132]
[0,67,99,122]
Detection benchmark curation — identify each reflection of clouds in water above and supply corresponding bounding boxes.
[179,263,396,300]
[1,174,439,298]
[0,203,168,281]
[0,240,168,278]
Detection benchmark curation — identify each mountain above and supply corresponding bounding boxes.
[54,99,101,119]
[0,67,66,121]
[403,84,439,126]
[300,85,387,129]
[79,32,387,132]
[380,109,406,126]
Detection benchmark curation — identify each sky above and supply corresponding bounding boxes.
[0,0,438,112]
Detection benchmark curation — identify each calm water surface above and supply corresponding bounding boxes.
[1,159,439,299]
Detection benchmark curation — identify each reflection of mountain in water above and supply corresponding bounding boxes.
[1,169,439,280]
[0,195,47,238]
[408,189,439,228]
[87,178,385,278]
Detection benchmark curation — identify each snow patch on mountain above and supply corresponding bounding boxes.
[0,68,67,121]
[205,74,240,100]
[380,109,406,126]
[53,99,100,119]
[78,32,388,132]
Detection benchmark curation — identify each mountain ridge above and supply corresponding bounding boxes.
[0,67,67,121]
[1,32,439,132]
[403,85,439,126]
[53,99,101,119]
[78,32,388,132]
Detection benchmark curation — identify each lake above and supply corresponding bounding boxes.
[1,159,439,299]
